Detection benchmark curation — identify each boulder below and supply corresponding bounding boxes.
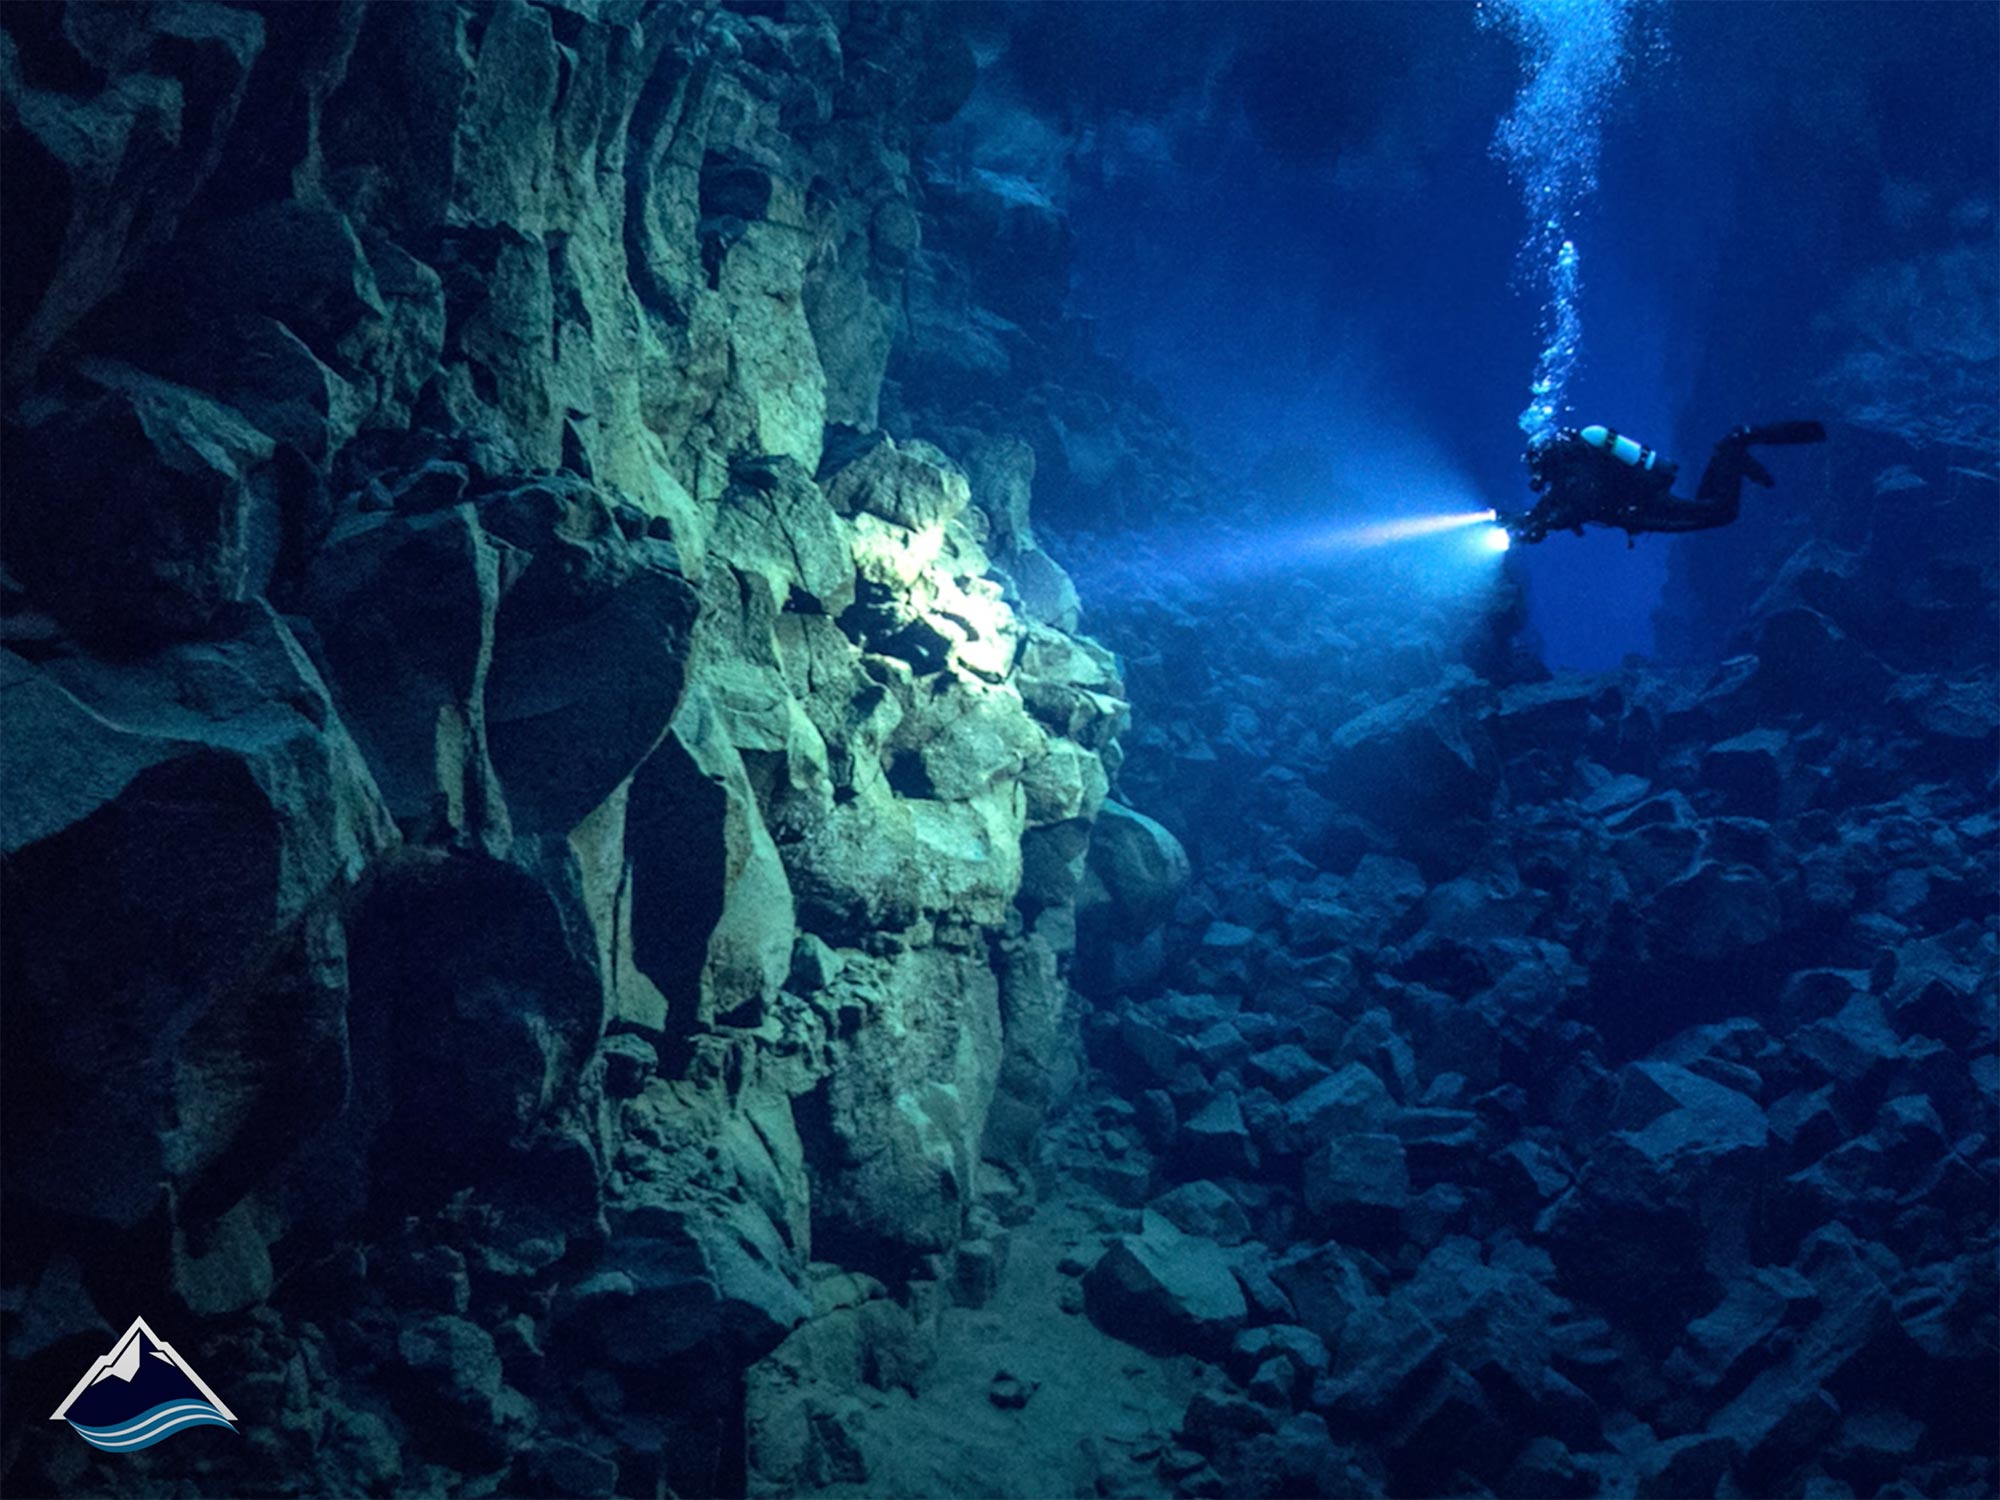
[1702,729,1792,818]
[397,1315,505,1423]
[1491,1138,1574,1209]
[1019,737,1109,827]
[1383,1362,1510,1493]
[559,1200,809,1365]
[1768,1085,1850,1171]
[1175,1092,1260,1177]
[1,0,265,386]
[1542,1062,1773,1328]
[1228,1324,1332,1386]
[1082,800,1191,937]
[1311,1302,1449,1426]
[1602,1062,1770,1178]
[1792,993,1905,1101]
[898,676,1045,803]
[7,361,283,642]
[178,200,392,358]
[795,948,1003,1269]
[1494,676,1597,751]
[1751,607,1893,709]
[1665,1265,1817,1400]
[822,436,971,530]
[1889,669,2000,746]
[954,430,1037,555]
[480,482,700,836]
[1503,1437,1595,1500]
[1303,1133,1409,1247]
[1322,668,1498,852]
[336,856,610,1210]
[1345,854,1429,933]
[1634,1434,1737,1500]
[627,686,796,1033]
[1083,1211,1248,1357]
[301,506,505,835]
[1007,545,1083,632]
[1245,1044,1327,1100]
[1878,931,1993,1049]
[712,456,855,615]
[2,608,393,1228]
[1150,1180,1252,1246]
[1283,1063,1395,1152]
[1393,1108,1485,1185]
[1646,859,1782,962]
[983,924,1081,1168]
[1832,1408,1928,1494]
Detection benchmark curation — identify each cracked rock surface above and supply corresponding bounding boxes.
[2,5,1126,1496]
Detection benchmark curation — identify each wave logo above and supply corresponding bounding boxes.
[49,1316,237,1452]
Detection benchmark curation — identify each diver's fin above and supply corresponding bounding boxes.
[1743,454,1775,487]
[1740,420,1826,446]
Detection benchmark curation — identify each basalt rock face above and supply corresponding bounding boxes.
[1656,187,1998,668]
[0,4,1130,1495]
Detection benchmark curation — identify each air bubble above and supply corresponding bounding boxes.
[1484,0,1653,446]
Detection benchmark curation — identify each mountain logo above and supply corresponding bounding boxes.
[49,1316,238,1452]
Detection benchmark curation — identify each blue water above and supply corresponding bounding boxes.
[959,0,1996,671]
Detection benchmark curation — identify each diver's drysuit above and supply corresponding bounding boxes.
[1505,420,1827,545]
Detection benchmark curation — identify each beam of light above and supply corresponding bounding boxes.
[1482,524,1513,553]
[1309,509,1500,552]
[1056,415,1515,613]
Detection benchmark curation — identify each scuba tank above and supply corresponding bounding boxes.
[1579,424,1662,472]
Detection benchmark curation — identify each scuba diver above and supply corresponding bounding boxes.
[1502,420,1827,545]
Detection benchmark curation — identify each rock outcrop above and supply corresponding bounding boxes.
[0,5,1137,1495]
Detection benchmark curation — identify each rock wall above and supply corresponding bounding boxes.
[1654,180,1998,666]
[0,4,1137,1495]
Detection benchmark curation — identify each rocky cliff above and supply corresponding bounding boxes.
[0,4,1151,1495]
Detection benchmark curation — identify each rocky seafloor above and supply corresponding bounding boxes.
[1,4,1994,1499]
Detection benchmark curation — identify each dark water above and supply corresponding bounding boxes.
[950,0,1998,669]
